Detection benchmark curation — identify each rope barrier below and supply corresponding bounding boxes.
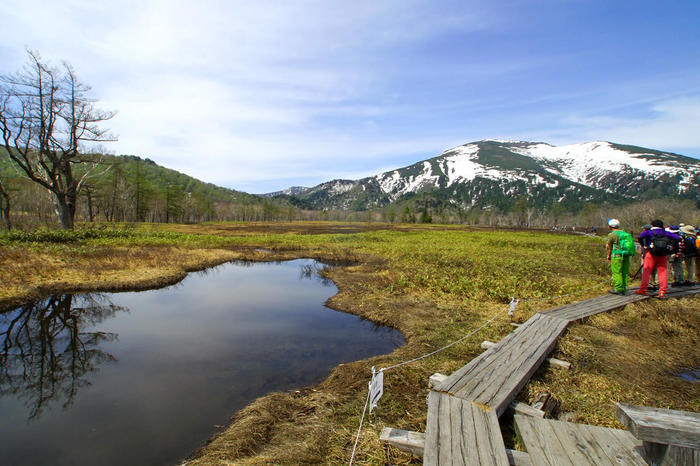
[348,382,371,466]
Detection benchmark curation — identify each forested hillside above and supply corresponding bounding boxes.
[0,152,297,228]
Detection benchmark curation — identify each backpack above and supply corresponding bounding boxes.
[647,231,673,256]
[612,230,636,257]
[682,234,697,256]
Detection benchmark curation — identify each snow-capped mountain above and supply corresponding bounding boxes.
[284,140,700,211]
[259,186,310,198]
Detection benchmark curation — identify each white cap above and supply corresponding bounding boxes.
[608,218,620,228]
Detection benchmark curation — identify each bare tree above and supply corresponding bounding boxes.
[0,50,116,229]
[0,170,10,230]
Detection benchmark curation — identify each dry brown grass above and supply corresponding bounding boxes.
[524,296,700,428]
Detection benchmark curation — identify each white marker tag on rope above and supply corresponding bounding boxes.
[369,370,384,413]
[508,298,519,316]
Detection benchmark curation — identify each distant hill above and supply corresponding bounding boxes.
[259,186,310,198]
[280,140,700,212]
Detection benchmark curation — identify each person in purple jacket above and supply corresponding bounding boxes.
[636,219,682,298]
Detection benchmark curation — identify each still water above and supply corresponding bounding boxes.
[0,259,403,466]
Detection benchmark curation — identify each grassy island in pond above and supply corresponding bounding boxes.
[1,221,698,464]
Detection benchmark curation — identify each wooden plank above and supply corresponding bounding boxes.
[380,428,425,457]
[581,423,646,465]
[481,341,570,370]
[511,402,545,418]
[424,390,441,465]
[665,445,700,466]
[555,418,611,465]
[506,449,532,466]
[429,372,448,389]
[515,415,646,466]
[514,415,555,465]
[439,313,553,387]
[424,392,509,465]
[379,427,532,465]
[435,314,548,395]
[468,316,570,414]
[551,296,646,322]
[544,293,648,322]
[458,317,564,409]
[448,394,469,466]
[436,313,564,401]
[471,402,510,466]
[617,403,700,449]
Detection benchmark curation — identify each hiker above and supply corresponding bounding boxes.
[637,219,681,298]
[605,219,635,295]
[667,225,684,286]
[680,224,697,285]
[637,224,657,289]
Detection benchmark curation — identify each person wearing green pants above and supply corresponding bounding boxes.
[606,218,632,295]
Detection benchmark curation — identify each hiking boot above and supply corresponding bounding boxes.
[635,290,647,296]
[608,290,626,295]
[657,290,667,299]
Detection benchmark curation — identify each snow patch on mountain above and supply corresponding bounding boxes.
[509,140,698,193]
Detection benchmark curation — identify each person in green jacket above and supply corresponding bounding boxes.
[606,218,631,295]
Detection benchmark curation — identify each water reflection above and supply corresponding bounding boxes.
[0,259,402,466]
[0,294,126,419]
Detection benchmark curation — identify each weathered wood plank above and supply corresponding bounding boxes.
[481,341,570,370]
[451,317,561,409]
[582,424,646,465]
[424,390,441,465]
[435,315,548,395]
[548,296,648,322]
[665,444,700,466]
[471,402,510,466]
[512,402,545,418]
[379,427,532,465]
[436,313,567,409]
[467,316,570,414]
[617,403,700,449]
[514,415,554,465]
[543,293,649,322]
[380,427,425,457]
[429,372,448,389]
[506,449,532,466]
[515,415,646,465]
[424,392,509,466]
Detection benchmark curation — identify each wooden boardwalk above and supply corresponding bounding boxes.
[515,415,645,465]
[433,313,569,416]
[384,284,700,465]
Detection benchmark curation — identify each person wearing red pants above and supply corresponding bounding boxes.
[637,219,681,298]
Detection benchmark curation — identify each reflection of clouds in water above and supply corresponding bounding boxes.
[0,259,402,466]
[0,294,126,420]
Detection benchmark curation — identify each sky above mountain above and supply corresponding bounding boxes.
[2,0,699,193]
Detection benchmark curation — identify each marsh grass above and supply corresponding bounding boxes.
[2,221,696,464]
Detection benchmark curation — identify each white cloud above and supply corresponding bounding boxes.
[517,97,700,154]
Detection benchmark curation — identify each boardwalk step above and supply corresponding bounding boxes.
[380,427,531,465]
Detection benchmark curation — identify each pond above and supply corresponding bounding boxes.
[0,259,404,466]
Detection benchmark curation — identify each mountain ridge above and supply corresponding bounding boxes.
[280,140,700,212]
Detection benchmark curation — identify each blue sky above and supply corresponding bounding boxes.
[2,0,699,193]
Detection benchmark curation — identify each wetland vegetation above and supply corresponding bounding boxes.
[1,221,698,464]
